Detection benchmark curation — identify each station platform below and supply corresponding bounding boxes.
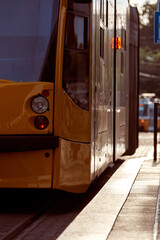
[57,133,160,240]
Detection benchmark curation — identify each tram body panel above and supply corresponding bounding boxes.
[91,0,100,178]
[53,0,91,192]
[107,0,115,163]
[127,6,139,153]
[115,3,121,158]
[0,82,53,134]
[54,0,67,139]
[53,138,91,193]
[91,0,97,181]
[91,0,115,178]
[60,91,91,142]
[0,0,139,193]
[0,149,53,188]
[115,0,129,158]
[125,7,130,152]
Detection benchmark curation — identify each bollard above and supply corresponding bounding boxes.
[154,102,158,161]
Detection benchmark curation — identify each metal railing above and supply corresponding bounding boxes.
[154,101,160,161]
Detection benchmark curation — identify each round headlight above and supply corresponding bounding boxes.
[31,96,49,114]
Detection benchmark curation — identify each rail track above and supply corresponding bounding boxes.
[0,161,123,240]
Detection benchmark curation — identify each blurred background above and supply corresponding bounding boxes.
[130,0,160,132]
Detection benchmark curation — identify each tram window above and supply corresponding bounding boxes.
[100,0,104,22]
[100,28,104,59]
[106,0,108,27]
[0,0,58,82]
[63,50,89,110]
[121,52,124,74]
[68,1,90,15]
[65,13,89,50]
[124,30,126,50]
[63,2,90,110]
[121,28,126,50]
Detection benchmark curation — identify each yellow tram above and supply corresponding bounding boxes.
[0,0,139,193]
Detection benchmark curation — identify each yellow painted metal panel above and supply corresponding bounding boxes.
[60,91,91,142]
[0,149,53,188]
[0,81,54,134]
[54,0,67,138]
[53,138,91,193]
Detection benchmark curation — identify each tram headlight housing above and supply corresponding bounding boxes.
[31,96,49,114]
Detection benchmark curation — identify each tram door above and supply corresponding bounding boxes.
[115,0,128,158]
[91,0,114,179]
[107,0,114,163]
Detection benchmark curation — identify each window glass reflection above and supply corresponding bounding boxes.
[100,28,104,59]
[63,1,90,110]
[63,49,89,110]
[65,14,88,50]
[68,1,90,15]
[0,0,57,82]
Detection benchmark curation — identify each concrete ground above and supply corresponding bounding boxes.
[57,133,160,240]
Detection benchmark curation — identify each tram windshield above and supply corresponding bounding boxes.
[0,0,59,82]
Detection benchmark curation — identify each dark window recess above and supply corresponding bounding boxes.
[100,0,104,22]
[100,28,104,59]
[63,49,89,110]
[124,30,126,50]
[121,28,126,51]
[62,1,90,111]
[65,13,89,50]
[121,52,124,74]
[121,29,123,48]
[68,0,90,15]
[106,0,108,27]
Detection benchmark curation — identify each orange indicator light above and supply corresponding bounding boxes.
[112,37,121,49]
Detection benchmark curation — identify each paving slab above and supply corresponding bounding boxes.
[57,159,145,239]
[57,133,160,240]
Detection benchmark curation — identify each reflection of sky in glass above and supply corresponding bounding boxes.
[0,0,54,82]
[74,16,84,49]
[0,0,53,36]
